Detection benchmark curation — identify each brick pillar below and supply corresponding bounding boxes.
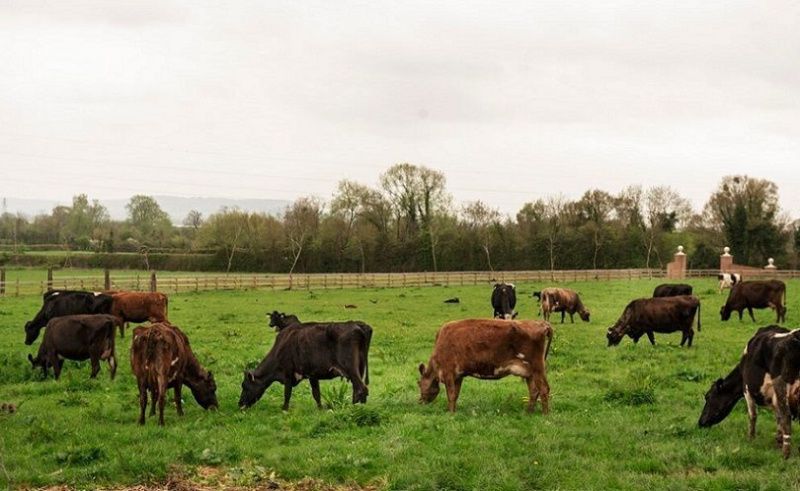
[667,245,687,279]
[720,247,733,272]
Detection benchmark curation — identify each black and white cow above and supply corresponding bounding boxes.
[25,290,114,345]
[699,326,800,459]
[718,273,742,294]
[491,283,517,320]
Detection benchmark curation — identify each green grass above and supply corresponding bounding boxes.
[2,279,800,490]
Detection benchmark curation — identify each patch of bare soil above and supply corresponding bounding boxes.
[31,466,384,491]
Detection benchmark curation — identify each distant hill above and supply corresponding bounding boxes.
[1,196,290,223]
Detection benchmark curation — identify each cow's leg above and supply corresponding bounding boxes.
[526,371,550,414]
[646,331,656,345]
[52,355,63,380]
[150,389,157,416]
[744,388,757,439]
[174,384,184,416]
[774,381,793,459]
[310,378,322,409]
[157,380,167,426]
[282,383,293,411]
[89,355,101,379]
[444,376,462,413]
[138,382,148,425]
[569,312,575,324]
[108,354,117,380]
[747,307,756,323]
[738,310,744,321]
[560,311,565,324]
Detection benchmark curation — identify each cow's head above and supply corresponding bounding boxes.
[532,291,542,301]
[239,370,270,409]
[24,321,41,345]
[698,377,740,427]
[579,309,591,322]
[493,283,516,320]
[606,326,625,346]
[418,363,440,403]
[720,304,732,321]
[268,311,286,329]
[188,371,218,410]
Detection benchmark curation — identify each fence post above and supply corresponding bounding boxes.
[47,267,53,292]
[104,269,111,291]
[150,271,157,292]
[0,268,4,296]
[15,278,20,297]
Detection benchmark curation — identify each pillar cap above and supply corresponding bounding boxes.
[722,246,731,257]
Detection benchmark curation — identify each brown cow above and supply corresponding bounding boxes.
[540,287,590,323]
[131,322,217,426]
[418,319,552,413]
[720,280,786,323]
[111,291,169,337]
[607,295,701,347]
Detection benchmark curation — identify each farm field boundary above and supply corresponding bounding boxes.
[1,267,798,297]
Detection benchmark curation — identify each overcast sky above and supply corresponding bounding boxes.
[1,0,799,217]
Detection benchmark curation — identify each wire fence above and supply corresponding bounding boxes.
[1,267,798,297]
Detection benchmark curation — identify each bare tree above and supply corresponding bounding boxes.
[543,195,567,279]
[642,186,691,269]
[284,197,322,288]
[462,200,501,271]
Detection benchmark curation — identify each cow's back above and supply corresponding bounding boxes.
[432,319,549,373]
[44,314,116,359]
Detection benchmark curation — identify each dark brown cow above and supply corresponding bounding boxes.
[28,314,119,380]
[653,283,693,298]
[111,291,169,337]
[540,287,590,323]
[25,290,113,345]
[607,295,701,347]
[131,322,217,426]
[720,280,786,323]
[239,318,372,410]
[418,319,552,413]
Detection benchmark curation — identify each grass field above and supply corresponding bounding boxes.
[2,279,800,490]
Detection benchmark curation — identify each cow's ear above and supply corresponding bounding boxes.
[418,363,425,376]
[248,371,256,383]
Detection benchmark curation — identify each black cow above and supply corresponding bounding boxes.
[28,314,119,380]
[720,280,786,323]
[606,295,701,347]
[267,311,301,330]
[653,283,693,298]
[239,319,372,410]
[699,326,800,459]
[25,290,113,345]
[492,283,517,320]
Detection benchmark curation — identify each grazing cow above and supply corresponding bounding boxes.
[606,295,701,347]
[131,322,218,426]
[539,287,590,323]
[653,283,693,298]
[718,273,742,294]
[418,319,552,413]
[110,291,169,337]
[239,319,372,410]
[25,290,113,345]
[720,280,786,323]
[699,326,800,459]
[28,314,119,380]
[491,283,517,319]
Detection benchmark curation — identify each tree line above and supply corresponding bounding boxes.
[1,166,798,273]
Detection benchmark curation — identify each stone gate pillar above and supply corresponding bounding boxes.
[667,245,687,279]
[720,247,733,272]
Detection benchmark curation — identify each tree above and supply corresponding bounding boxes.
[64,194,109,249]
[704,176,787,265]
[284,197,322,287]
[126,195,172,245]
[199,208,249,273]
[575,190,614,269]
[462,201,501,271]
[183,210,203,230]
[542,195,567,277]
[641,186,691,269]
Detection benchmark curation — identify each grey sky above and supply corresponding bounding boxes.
[1,0,799,217]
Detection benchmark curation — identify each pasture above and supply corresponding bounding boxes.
[1,278,800,490]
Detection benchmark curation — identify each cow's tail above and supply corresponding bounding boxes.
[544,323,553,360]
[358,322,372,385]
[696,301,701,332]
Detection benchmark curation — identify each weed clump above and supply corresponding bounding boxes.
[603,379,656,406]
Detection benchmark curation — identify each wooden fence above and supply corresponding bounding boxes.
[1,267,798,297]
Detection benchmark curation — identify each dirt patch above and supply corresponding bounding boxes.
[32,466,383,491]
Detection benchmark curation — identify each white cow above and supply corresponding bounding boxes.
[718,273,742,294]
